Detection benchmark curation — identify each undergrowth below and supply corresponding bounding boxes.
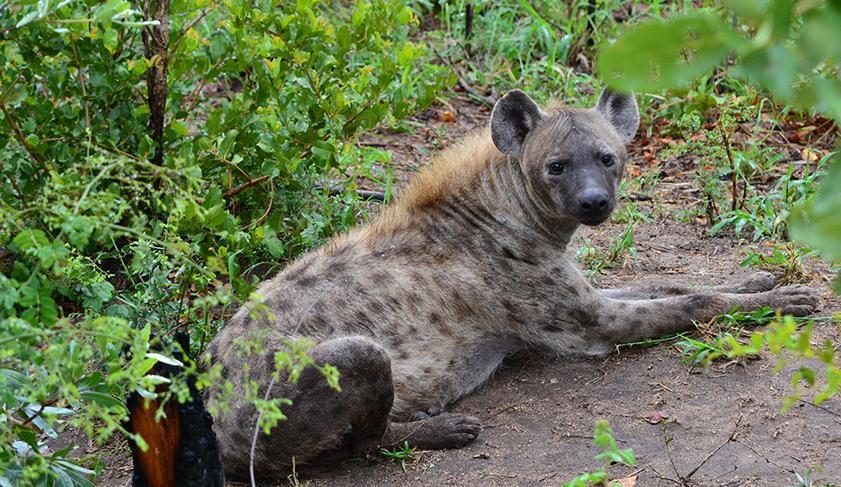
[0,0,448,481]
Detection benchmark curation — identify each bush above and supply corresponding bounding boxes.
[0,0,449,482]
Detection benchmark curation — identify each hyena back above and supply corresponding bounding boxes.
[206,89,819,480]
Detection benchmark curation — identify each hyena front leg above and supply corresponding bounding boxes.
[588,284,819,351]
[600,272,776,300]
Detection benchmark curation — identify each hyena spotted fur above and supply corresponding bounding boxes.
[206,89,819,480]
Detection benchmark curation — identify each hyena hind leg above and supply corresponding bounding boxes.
[214,336,393,480]
[600,271,776,300]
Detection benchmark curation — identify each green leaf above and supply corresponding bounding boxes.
[723,0,768,23]
[79,391,127,413]
[598,13,741,91]
[736,43,799,104]
[16,10,41,28]
[145,352,184,367]
[800,7,841,65]
[12,229,50,253]
[15,427,38,450]
[790,154,841,265]
[796,367,816,386]
[41,406,75,416]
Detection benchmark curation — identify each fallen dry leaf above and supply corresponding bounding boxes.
[644,410,670,424]
[439,110,457,123]
[612,475,637,487]
[802,147,821,162]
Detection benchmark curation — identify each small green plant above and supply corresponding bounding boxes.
[674,306,775,369]
[563,420,636,487]
[379,441,416,473]
[674,312,841,410]
[794,468,837,487]
[740,243,814,284]
[578,222,637,277]
[611,200,653,225]
[425,0,688,104]
[710,151,832,241]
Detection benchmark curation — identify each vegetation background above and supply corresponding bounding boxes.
[0,0,839,485]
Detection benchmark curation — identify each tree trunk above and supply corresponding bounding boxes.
[143,0,169,166]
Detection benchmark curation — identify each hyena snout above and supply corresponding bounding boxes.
[577,186,613,225]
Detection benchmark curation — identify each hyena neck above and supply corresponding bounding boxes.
[477,153,578,249]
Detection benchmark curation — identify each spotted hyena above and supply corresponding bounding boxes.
[206,89,819,480]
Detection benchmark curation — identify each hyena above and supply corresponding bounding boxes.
[206,89,819,480]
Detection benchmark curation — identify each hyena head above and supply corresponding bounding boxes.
[490,89,639,226]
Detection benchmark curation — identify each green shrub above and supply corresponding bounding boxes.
[0,0,449,482]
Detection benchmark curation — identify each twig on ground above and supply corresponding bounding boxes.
[647,463,683,485]
[797,399,841,422]
[734,437,797,475]
[684,413,742,480]
[662,425,684,483]
[354,189,386,201]
[457,77,495,108]
[622,192,653,202]
[482,403,521,421]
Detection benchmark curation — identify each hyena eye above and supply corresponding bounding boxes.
[547,161,565,176]
[600,153,616,167]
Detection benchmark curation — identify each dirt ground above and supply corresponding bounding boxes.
[97,93,841,486]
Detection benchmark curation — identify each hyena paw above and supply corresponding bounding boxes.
[424,413,482,449]
[734,271,776,293]
[766,285,820,316]
[403,413,482,450]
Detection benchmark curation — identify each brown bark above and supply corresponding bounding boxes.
[143,0,170,165]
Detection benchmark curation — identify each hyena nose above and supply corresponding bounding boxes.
[578,188,609,212]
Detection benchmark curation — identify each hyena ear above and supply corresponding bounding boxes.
[595,88,639,144]
[491,90,545,156]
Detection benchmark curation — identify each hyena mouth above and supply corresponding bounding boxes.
[579,213,612,226]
